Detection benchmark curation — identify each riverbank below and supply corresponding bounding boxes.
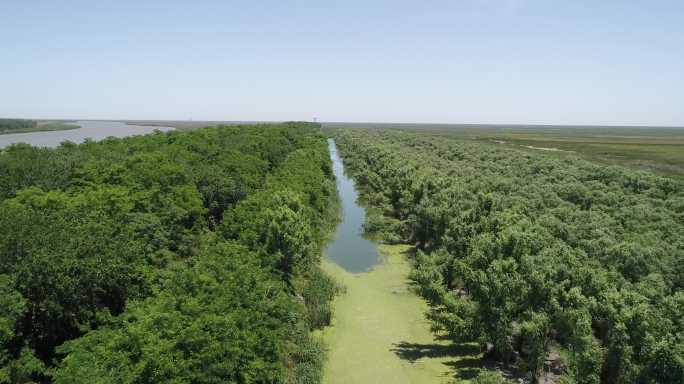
[0,121,174,148]
[319,244,482,384]
[0,121,80,135]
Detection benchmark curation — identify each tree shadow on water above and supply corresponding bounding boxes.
[444,355,484,380]
[391,342,458,362]
[391,341,483,380]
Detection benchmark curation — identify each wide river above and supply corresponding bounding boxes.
[325,139,379,273]
[0,121,174,148]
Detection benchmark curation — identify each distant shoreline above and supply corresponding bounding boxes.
[123,120,265,130]
[0,121,81,135]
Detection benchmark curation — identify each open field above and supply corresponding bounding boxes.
[324,122,684,179]
[319,244,482,384]
[490,138,684,178]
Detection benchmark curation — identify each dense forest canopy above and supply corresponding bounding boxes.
[331,128,684,384]
[0,123,339,383]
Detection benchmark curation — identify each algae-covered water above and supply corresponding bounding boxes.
[321,140,478,383]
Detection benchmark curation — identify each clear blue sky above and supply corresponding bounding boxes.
[1,0,683,126]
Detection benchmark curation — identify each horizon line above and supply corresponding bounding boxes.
[2,116,683,129]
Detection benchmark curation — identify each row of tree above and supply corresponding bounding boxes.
[331,128,684,384]
[0,123,339,383]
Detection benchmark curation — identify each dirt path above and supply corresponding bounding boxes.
[318,245,480,384]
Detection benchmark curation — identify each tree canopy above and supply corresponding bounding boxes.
[0,123,338,383]
[332,128,684,384]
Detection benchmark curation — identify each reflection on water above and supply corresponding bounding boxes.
[325,139,379,273]
[0,121,174,148]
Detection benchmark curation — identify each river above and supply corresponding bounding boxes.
[0,121,174,148]
[325,138,379,273]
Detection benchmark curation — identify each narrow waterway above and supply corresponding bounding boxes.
[325,138,379,273]
[321,139,462,384]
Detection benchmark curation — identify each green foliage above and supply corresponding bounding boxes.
[0,348,45,384]
[470,370,514,384]
[286,329,326,384]
[54,240,292,384]
[0,119,79,135]
[0,187,149,362]
[0,276,24,346]
[332,128,684,383]
[0,122,337,383]
[0,119,36,133]
[0,275,30,382]
[301,268,339,329]
[223,190,318,279]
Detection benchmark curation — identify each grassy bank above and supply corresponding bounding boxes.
[319,244,482,384]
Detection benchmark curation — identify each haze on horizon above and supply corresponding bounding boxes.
[1,0,683,127]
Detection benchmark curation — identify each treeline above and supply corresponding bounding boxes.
[0,123,339,383]
[0,119,37,133]
[332,129,684,383]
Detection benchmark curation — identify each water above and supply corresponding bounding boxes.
[325,139,379,273]
[0,121,174,148]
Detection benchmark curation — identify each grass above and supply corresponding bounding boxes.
[317,244,482,384]
[480,135,684,179]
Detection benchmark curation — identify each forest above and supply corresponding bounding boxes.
[331,128,684,384]
[0,123,339,383]
[0,119,79,135]
[0,119,37,133]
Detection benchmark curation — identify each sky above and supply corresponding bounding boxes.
[1,0,683,126]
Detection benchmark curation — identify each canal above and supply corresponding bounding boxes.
[324,138,379,273]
